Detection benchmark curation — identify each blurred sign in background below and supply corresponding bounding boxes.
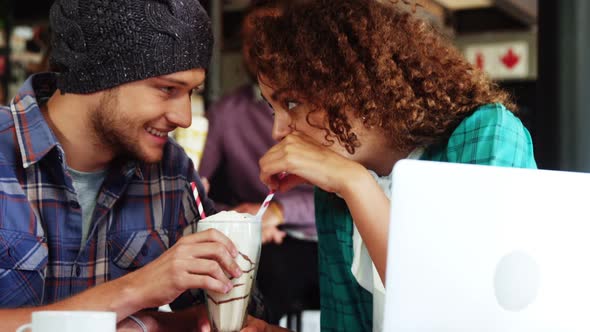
[458,32,536,80]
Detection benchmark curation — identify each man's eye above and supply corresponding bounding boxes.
[287,101,299,110]
[160,87,175,94]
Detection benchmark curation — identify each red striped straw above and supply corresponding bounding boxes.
[191,181,207,219]
[255,189,276,220]
[255,172,288,220]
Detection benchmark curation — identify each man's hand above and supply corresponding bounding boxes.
[121,229,243,310]
[0,229,246,331]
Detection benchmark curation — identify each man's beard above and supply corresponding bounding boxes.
[90,89,155,163]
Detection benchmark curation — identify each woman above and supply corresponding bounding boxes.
[242,0,536,331]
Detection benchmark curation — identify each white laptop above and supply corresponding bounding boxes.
[384,159,590,331]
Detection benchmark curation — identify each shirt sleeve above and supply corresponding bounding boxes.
[444,103,537,169]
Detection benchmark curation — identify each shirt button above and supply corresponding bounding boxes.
[69,200,80,209]
[75,264,82,277]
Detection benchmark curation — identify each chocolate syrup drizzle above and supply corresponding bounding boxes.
[207,293,250,305]
[208,251,256,305]
[238,251,256,274]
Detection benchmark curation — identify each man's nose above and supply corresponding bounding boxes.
[166,95,192,129]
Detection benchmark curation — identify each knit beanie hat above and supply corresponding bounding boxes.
[49,0,213,94]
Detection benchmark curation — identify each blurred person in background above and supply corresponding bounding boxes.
[199,0,320,325]
[0,0,271,331]
[240,0,537,331]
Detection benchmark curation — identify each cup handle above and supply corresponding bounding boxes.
[15,323,32,332]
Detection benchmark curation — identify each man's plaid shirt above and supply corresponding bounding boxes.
[0,74,215,307]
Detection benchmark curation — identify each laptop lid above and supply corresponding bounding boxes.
[384,159,590,331]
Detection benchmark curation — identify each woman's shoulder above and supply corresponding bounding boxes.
[457,103,523,132]
[449,103,531,144]
[428,103,537,168]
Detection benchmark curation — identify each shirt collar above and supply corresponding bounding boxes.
[10,73,61,169]
[121,159,145,181]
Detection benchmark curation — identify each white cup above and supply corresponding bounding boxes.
[16,311,116,332]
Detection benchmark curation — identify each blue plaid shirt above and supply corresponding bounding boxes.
[0,73,215,307]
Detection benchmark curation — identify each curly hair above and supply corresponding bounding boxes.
[249,0,516,154]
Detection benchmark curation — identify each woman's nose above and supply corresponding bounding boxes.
[271,111,293,141]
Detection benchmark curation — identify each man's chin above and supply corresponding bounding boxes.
[140,153,164,164]
[125,148,164,164]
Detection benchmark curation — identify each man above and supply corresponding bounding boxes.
[199,1,319,325]
[0,0,248,330]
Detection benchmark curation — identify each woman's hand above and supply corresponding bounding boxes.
[261,131,392,283]
[259,131,365,196]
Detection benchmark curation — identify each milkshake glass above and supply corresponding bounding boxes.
[196,211,262,332]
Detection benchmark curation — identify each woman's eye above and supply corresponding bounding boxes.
[287,101,299,110]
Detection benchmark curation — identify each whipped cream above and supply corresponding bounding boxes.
[200,210,256,222]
